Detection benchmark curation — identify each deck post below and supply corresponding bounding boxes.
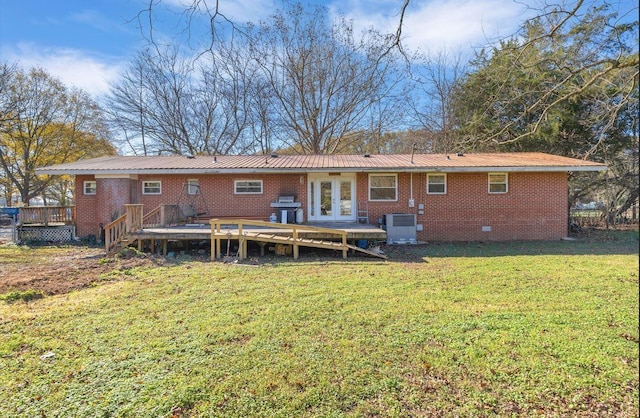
[242,237,248,260]
[214,221,222,259]
[238,222,245,259]
[124,204,143,232]
[216,234,221,259]
[293,226,299,260]
[342,232,347,259]
[209,219,219,259]
[105,227,111,253]
[209,219,218,261]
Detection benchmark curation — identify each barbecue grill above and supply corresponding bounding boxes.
[270,195,302,223]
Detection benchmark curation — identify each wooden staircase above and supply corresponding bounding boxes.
[104,204,143,254]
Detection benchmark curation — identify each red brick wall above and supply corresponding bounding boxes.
[356,172,417,226]
[75,175,97,238]
[75,176,136,237]
[73,171,568,241]
[356,171,568,241]
[136,173,307,219]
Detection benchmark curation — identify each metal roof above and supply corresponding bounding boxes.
[36,152,607,175]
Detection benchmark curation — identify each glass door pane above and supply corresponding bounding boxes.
[320,181,332,217]
[340,180,352,216]
[309,176,355,221]
[310,182,315,217]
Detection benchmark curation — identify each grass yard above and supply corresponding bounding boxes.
[1,230,638,417]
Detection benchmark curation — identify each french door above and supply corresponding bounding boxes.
[308,175,356,221]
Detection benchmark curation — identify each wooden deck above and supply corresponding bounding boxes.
[129,220,387,258]
[10,206,77,243]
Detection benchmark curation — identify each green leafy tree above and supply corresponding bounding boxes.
[452,0,638,218]
[0,66,116,205]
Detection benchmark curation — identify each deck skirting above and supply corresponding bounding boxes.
[18,225,76,243]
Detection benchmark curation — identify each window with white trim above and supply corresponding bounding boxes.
[427,173,446,194]
[369,174,397,201]
[187,179,200,195]
[142,181,162,195]
[234,180,263,194]
[84,181,96,195]
[488,173,508,194]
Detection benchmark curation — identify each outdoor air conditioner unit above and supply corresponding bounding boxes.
[382,213,417,244]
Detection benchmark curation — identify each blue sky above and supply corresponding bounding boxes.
[0,0,636,98]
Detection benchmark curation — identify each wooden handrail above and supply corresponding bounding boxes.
[103,204,143,254]
[142,205,163,228]
[104,213,127,254]
[124,204,143,232]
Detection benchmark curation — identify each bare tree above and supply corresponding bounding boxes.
[131,1,413,155]
[0,63,19,125]
[106,42,259,155]
[0,63,18,204]
[410,49,467,153]
[137,0,412,59]
[248,4,409,154]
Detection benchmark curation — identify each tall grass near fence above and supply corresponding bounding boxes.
[570,209,638,229]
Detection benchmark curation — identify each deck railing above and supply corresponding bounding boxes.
[209,218,349,260]
[104,213,127,254]
[19,206,75,226]
[142,205,163,228]
[125,204,143,232]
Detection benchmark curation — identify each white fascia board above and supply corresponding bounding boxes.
[94,174,139,179]
[302,166,607,173]
[35,165,606,176]
[434,165,607,173]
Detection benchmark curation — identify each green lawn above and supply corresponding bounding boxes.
[1,231,638,417]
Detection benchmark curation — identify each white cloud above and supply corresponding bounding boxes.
[404,0,525,51]
[331,0,529,53]
[2,43,123,98]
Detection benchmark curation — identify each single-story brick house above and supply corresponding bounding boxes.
[37,152,605,242]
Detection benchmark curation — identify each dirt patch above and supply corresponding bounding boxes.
[0,244,165,296]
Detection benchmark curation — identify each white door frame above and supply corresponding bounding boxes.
[307,173,356,222]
